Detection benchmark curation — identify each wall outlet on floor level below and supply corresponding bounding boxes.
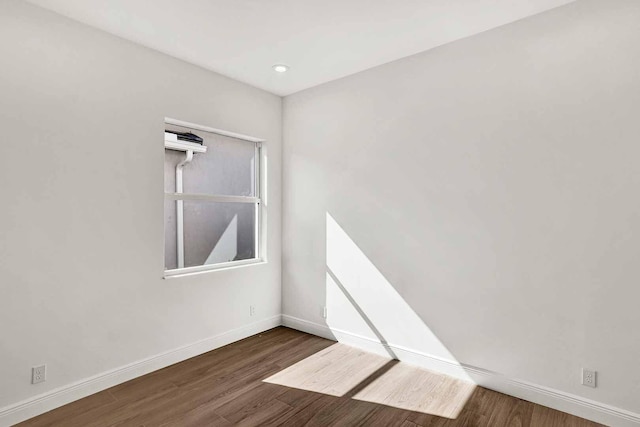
[322,306,327,318]
[582,368,597,388]
[250,305,255,316]
[32,365,46,384]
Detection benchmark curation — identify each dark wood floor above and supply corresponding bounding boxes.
[17,327,604,427]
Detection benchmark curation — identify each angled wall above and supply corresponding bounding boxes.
[0,1,281,423]
[283,0,640,424]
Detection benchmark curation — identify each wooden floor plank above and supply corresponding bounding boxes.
[215,383,290,423]
[269,394,334,427]
[16,327,606,427]
[13,390,118,427]
[353,361,475,419]
[264,343,391,397]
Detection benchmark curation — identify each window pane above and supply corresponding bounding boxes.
[164,124,257,197]
[164,199,257,270]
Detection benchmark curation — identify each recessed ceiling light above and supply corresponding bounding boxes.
[272,64,289,73]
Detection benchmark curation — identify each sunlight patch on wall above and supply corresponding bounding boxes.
[263,213,477,417]
[326,212,472,381]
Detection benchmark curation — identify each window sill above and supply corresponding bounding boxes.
[163,258,267,279]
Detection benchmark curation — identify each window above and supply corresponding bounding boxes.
[164,118,264,277]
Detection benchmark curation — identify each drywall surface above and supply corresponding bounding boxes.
[0,0,281,413]
[283,0,640,415]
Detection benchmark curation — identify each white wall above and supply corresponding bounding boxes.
[283,0,640,420]
[3,0,640,424]
[0,0,281,420]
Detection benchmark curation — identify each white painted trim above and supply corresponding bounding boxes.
[0,315,282,427]
[281,315,640,427]
[174,150,194,269]
[281,314,336,340]
[6,314,638,427]
[254,142,262,261]
[165,117,265,143]
[163,258,266,278]
[164,139,207,153]
[164,192,260,204]
[464,366,640,427]
[163,118,265,275]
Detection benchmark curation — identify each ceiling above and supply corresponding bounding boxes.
[26,0,576,96]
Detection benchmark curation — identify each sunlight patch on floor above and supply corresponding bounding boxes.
[263,343,390,397]
[263,342,475,417]
[353,361,475,418]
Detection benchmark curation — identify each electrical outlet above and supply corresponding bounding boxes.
[322,306,327,319]
[32,365,46,384]
[250,305,255,316]
[582,368,597,388]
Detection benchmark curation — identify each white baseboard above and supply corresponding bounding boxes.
[281,314,337,340]
[282,314,640,427]
[5,314,638,427]
[0,315,282,427]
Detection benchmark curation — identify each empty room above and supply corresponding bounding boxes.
[1,0,639,426]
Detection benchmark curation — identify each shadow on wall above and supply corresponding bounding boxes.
[325,212,471,381]
[265,212,476,418]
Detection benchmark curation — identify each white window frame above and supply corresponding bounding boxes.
[163,117,266,278]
